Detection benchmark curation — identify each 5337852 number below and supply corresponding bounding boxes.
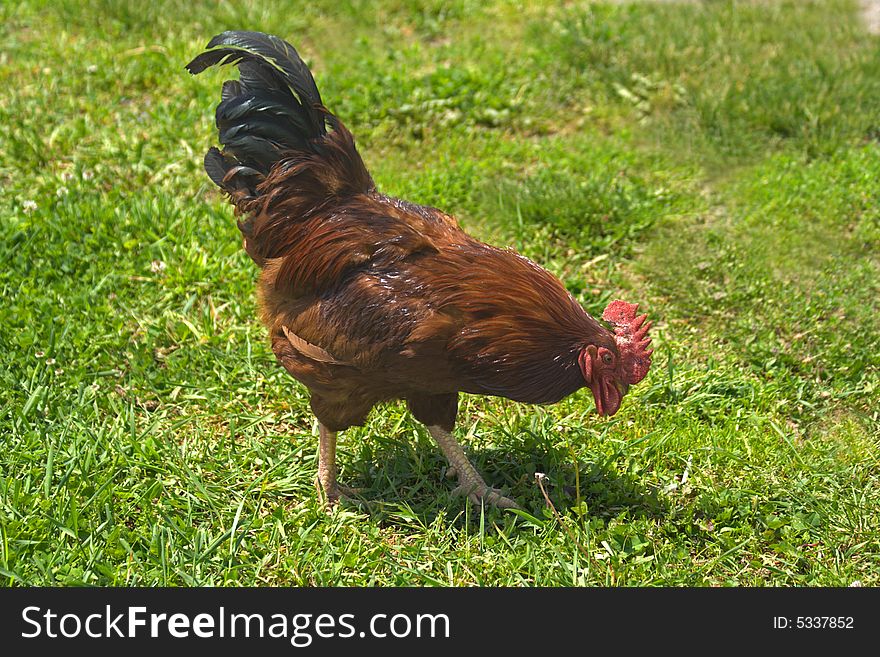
[796,617,853,629]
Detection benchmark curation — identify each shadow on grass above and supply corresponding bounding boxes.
[337,441,669,526]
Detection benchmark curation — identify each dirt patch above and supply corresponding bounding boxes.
[862,0,880,34]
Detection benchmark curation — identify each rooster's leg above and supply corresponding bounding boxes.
[316,423,341,504]
[427,425,520,510]
[316,423,362,505]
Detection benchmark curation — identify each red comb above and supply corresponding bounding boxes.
[602,300,653,385]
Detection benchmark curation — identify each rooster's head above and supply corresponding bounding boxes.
[578,300,653,416]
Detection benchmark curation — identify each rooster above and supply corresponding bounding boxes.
[187,31,653,509]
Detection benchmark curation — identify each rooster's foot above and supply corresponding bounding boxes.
[318,480,367,507]
[451,480,520,509]
[428,424,521,510]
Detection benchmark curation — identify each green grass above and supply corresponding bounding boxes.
[1,0,878,586]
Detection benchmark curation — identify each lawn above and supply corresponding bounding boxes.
[1,0,878,586]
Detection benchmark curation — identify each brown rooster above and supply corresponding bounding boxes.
[187,31,653,509]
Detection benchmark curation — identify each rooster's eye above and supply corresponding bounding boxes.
[602,352,613,365]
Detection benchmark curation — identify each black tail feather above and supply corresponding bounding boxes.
[220,80,242,102]
[190,29,375,235]
[187,30,329,191]
[203,146,264,196]
[203,147,230,188]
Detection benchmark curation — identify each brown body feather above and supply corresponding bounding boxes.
[228,122,617,432]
